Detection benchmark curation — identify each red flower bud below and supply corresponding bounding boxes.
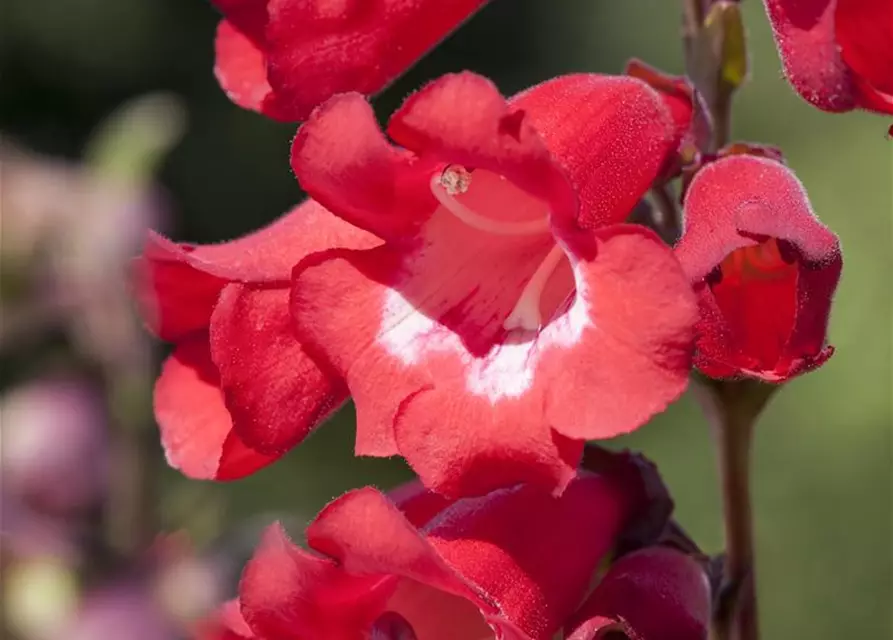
[676,155,842,382]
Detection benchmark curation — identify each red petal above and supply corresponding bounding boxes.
[676,155,842,380]
[214,20,275,116]
[240,523,388,640]
[154,339,280,480]
[835,0,893,112]
[387,72,573,218]
[132,233,228,342]
[291,93,431,241]
[212,0,268,43]
[763,0,861,112]
[209,283,347,454]
[510,74,676,228]
[565,548,711,640]
[539,225,697,441]
[133,200,376,340]
[263,0,489,121]
[423,474,630,640]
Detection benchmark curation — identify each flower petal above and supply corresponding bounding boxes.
[240,523,388,640]
[209,283,347,454]
[565,548,711,640]
[154,339,280,480]
[133,200,376,339]
[214,19,275,116]
[423,474,630,640]
[132,233,228,341]
[763,0,861,112]
[264,0,490,121]
[835,0,893,112]
[387,480,456,529]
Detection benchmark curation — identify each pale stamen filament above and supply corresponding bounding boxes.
[503,244,566,331]
[430,167,550,236]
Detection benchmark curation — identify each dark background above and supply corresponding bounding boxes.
[2,0,891,637]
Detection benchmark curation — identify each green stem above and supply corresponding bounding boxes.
[694,377,775,640]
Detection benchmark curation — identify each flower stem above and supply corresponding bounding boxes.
[693,377,776,640]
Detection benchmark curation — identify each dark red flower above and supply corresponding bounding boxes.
[221,474,708,640]
[764,0,893,117]
[212,476,710,639]
[289,72,698,497]
[132,201,377,480]
[564,547,711,640]
[213,0,489,121]
[675,155,842,382]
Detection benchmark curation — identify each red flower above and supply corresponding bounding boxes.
[675,155,842,382]
[764,0,893,117]
[565,547,711,640]
[289,72,698,497]
[132,200,377,479]
[221,476,709,640]
[212,0,489,121]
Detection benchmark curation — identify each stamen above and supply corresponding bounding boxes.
[503,244,566,331]
[430,166,550,236]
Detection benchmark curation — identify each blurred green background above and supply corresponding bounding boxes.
[2,0,890,637]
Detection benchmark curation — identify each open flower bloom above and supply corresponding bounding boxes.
[212,474,709,640]
[132,201,377,479]
[675,155,842,382]
[290,72,698,497]
[213,0,489,121]
[764,0,893,116]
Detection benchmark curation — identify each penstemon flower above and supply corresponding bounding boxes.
[289,72,698,497]
[200,475,710,640]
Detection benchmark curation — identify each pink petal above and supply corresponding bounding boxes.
[209,283,347,454]
[264,0,490,121]
[154,339,280,480]
[763,0,861,111]
[565,548,711,640]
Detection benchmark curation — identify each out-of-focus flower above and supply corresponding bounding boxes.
[213,0,490,121]
[132,200,378,480]
[0,94,183,374]
[60,584,177,640]
[675,155,842,382]
[210,476,710,640]
[764,0,893,119]
[0,377,108,514]
[289,72,697,497]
